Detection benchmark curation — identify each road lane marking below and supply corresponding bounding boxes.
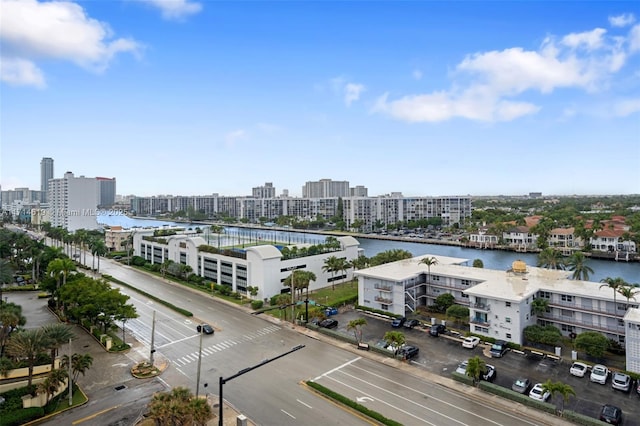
[296,399,312,409]
[72,405,120,424]
[313,356,361,381]
[281,409,296,419]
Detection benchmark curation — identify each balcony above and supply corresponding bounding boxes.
[472,303,491,312]
[374,295,393,304]
[470,317,490,326]
[374,284,393,292]
[539,314,625,335]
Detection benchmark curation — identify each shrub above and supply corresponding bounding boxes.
[251,300,264,310]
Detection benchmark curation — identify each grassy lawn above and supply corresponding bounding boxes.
[307,280,358,306]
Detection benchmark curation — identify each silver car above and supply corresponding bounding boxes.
[611,372,631,392]
[590,364,609,384]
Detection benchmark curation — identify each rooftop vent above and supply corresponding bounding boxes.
[512,260,527,274]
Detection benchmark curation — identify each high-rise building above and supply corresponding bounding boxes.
[48,171,99,231]
[252,182,276,198]
[302,179,350,198]
[40,157,54,202]
[96,177,117,207]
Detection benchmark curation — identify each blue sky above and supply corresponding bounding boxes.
[1,0,639,197]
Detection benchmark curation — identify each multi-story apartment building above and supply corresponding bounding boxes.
[96,177,117,208]
[48,172,99,231]
[624,308,640,373]
[302,179,351,198]
[104,225,132,251]
[503,226,538,251]
[590,229,636,254]
[548,227,578,252]
[355,257,639,349]
[1,188,44,211]
[132,229,361,301]
[129,193,472,228]
[252,182,276,199]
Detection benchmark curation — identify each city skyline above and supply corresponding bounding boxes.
[1,1,639,197]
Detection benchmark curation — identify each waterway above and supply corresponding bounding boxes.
[98,214,639,284]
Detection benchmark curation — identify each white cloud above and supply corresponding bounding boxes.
[562,28,607,51]
[374,21,639,123]
[225,129,246,147]
[609,13,636,28]
[412,69,423,80]
[138,0,202,21]
[630,24,640,52]
[612,98,640,117]
[0,0,141,87]
[344,83,365,106]
[0,57,45,88]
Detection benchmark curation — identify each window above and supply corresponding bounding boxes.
[505,302,511,307]
[539,291,551,299]
[506,333,512,339]
[461,293,469,298]
[381,304,389,310]
[561,294,573,302]
[506,317,511,323]
[526,314,529,320]
[461,279,471,286]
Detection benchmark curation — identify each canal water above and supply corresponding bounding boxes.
[98,214,639,284]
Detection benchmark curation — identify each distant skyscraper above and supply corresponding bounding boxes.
[252,182,276,198]
[40,157,54,202]
[96,177,117,207]
[302,179,350,198]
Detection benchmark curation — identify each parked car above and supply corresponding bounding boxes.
[637,378,640,396]
[481,365,496,382]
[611,372,631,392]
[529,383,551,401]
[319,319,338,329]
[196,324,214,335]
[404,319,420,329]
[455,361,468,375]
[325,307,338,316]
[429,324,446,336]
[391,317,406,328]
[599,404,622,425]
[590,364,610,385]
[512,378,532,394]
[462,336,480,349]
[399,345,420,360]
[489,340,508,358]
[569,361,588,378]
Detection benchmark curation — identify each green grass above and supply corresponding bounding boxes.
[307,280,358,305]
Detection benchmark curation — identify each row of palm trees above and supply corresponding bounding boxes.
[537,249,595,280]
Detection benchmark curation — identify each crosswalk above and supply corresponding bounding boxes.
[173,324,281,366]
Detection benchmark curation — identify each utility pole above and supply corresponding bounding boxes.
[149,310,156,366]
[196,326,203,397]
[68,337,72,406]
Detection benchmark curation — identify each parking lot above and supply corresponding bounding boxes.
[331,309,640,426]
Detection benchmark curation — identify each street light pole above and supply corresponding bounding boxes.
[218,344,305,426]
[149,310,156,366]
[67,337,72,406]
[196,326,203,397]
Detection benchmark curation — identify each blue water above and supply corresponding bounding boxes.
[98,214,639,284]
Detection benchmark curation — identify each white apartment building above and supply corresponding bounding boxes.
[302,179,351,198]
[48,172,99,231]
[356,257,638,347]
[132,229,361,301]
[624,308,640,373]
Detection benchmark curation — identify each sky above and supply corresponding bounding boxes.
[1,0,639,198]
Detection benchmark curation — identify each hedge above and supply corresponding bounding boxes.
[450,371,475,386]
[562,410,606,425]
[0,407,44,426]
[477,381,557,415]
[306,381,402,426]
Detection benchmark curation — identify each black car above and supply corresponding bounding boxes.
[404,319,420,329]
[391,317,406,328]
[429,324,446,336]
[599,404,622,425]
[196,324,214,335]
[319,319,338,329]
[399,345,419,360]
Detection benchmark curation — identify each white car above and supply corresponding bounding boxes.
[462,336,480,349]
[590,364,609,384]
[529,383,551,401]
[455,361,468,375]
[569,362,588,378]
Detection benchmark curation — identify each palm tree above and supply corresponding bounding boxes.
[466,356,486,385]
[42,323,75,369]
[600,277,627,319]
[537,247,565,270]
[62,353,94,383]
[419,256,438,306]
[541,379,575,415]
[46,258,76,309]
[383,330,405,356]
[90,238,108,273]
[347,318,367,344]
[565,251,594,280]
[530,298,549,317]
[0,303,27,356]
[6,328,47,386]
[618,285,640,310]
[38,368,68,403]
[148,386,212,426]
[0,258,14,285]
[322,256,339,290]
